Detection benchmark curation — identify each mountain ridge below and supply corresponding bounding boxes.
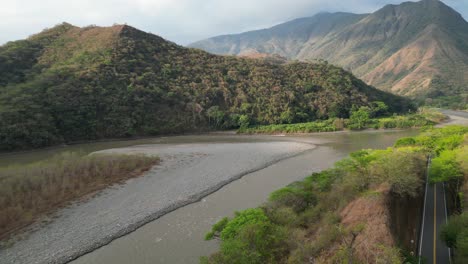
[190,0,468,102]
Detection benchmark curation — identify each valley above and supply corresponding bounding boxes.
[0,127,420,264]
[1,0,468,263]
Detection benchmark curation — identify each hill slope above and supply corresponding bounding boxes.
[0,23,412,151]
[190,0,468,101]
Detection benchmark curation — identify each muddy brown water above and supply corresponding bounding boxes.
[0,130,420,264]
[70,130,418,264]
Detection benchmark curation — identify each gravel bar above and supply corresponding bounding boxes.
[0,141,313,264]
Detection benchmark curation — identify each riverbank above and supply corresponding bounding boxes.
[202,125,468,264]
[69,130,420,264]
[0,153,160,241]
[0,141,313,264]
[238,110,446,135]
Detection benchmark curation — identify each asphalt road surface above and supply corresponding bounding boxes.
[419,159,451,264]
[441,109,468,119]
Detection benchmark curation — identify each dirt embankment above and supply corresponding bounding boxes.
[463,181,468,213]
[388,187,423,253]
[318,184,423,263]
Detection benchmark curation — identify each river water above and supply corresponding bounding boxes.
[1,114,465,264]
[54,129,419,264]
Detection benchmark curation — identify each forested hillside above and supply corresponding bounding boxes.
[0,23,413,151]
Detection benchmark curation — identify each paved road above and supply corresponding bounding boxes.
[440,109,468,119]
[419,160,451,264]
[418,109,467,263]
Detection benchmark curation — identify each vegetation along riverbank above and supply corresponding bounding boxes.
[0,152,159,242]
[203,125,468,264]
[238,108,446,134]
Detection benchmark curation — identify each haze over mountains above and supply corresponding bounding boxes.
[190,0,468,100]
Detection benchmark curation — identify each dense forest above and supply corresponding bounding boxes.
[0,23,414,151]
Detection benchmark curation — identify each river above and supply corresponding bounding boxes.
[72,130,422,264]
[0,129,441,264]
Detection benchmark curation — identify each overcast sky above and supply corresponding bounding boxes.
[1,0,467,45]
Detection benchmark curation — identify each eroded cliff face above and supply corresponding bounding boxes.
[462,181,468,213]
[343,185,397,262]
[316,184,423,263]
[388,188,424,254]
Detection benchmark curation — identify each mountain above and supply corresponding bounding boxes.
[190,0,468,102]
[190,12,367,58]
[0,23,412,151]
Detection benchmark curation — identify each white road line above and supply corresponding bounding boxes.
[443,183,452,264]
[419,157,430,264]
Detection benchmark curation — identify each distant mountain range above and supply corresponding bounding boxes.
[0,23,411,150]
[190,0,468,101]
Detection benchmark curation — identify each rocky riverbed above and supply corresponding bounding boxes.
[0,141,313,264]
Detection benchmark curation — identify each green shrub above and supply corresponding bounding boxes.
[441,213,468,264]
[205,217,229,240]
[307,170,337,192]
[239,111,440,134]
[204,208,288,264]
[394,137,416,147]
[269,183,316,213]
[430,149,463,183]
[264,206,297,226]
[220,209,270,240]
[370,148,425,197]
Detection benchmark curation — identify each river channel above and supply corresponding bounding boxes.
[1,130,421,264]
[72,130,418,264]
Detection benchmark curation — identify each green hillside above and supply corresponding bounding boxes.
[0,23,413,151]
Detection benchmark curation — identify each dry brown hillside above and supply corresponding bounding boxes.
[191,0,468,101]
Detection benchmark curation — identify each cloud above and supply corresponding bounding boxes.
[0,0,466,45]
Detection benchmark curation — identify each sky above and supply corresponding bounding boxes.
[1,0,467,46]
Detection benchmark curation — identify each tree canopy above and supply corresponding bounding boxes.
[0,24,414,151]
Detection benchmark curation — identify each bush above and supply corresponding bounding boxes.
[430,150,463,183]
[441,213,468,264]
[220,209,270,240]
[269,184,316,213]
[370,148,426,197]
[394,137,416,147]
[205,217,229,240]
[204,208,288,264]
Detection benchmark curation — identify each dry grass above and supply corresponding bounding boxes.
[0,152,159,239]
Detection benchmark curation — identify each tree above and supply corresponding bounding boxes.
[349,107,371,130]
[370,149,425,197]
[431,150,463,182]
[206,106,225,128]
[238,115,250,129]
[431,149,464,210]
[369,101,389,118]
